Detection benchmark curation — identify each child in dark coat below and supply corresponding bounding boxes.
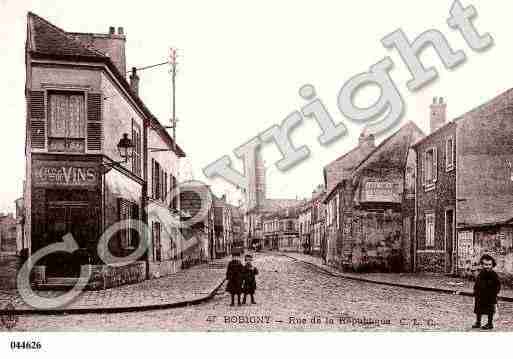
[472,254,501,330]
[242,254,259,305]
[226,252,244,306]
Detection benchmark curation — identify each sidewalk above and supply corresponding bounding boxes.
[278,251,513,302]
[0,258,228,314]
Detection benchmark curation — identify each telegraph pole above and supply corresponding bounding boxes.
[169,48,181,214]
[169,48,178,154]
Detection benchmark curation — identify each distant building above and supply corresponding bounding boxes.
[0,212,19,290]
[179,184,215,263]
[0,213,17,254]
[262,205,301,252]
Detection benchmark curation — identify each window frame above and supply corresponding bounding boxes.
[425,212,436,248]
[47,90,87,153]
[118,198,140,250]
[445,136,454,172]
[424,146,437,192]
[131,120,142,177]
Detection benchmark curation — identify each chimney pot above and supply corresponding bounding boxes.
[118,27,124,35]
[439,97,444,104]
[109,26,115,35]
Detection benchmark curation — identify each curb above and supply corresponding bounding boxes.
[277,253,513,303]
[0,278,226,316]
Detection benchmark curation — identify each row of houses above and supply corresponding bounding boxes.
[271,93,513,282]
[0,13,243,290]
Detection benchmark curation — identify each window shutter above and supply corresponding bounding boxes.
[163,171,167,201]
[87,93,102,151]
[423,151,427,185]
[151,159,155,198]
[29,91,46,149]
[433,147,438,182]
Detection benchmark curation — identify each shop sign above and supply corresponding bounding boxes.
[362,181,401,203]
[33,161,99,187]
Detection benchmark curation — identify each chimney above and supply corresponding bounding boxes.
[358,131,375,149]
[129,67,139,95]
[75,26,127,76]
[430,96,447,133]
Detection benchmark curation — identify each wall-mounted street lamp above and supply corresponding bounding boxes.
[101,133,134,174]
[117,133,134,163]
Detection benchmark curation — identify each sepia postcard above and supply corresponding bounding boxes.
[0,1,512,355]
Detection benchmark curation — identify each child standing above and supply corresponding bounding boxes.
[226,252,244,306]
[472,254,501,330]
[242,254,259,305]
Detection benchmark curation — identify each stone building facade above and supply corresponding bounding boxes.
[324,133,376,265]
[413,98,456,273]
[455,90,513,281]
[324,122,423,272]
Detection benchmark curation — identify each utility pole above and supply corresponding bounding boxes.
[169,48,178,154]
[169,47,181,215]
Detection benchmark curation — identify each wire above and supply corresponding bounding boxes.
[126,61,169,73]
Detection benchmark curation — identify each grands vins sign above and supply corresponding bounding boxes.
[33,161,99,188]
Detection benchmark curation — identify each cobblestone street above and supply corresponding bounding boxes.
[6,253,513,331]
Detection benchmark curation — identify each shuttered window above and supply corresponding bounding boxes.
[425,213,435,247]
[29,91,46,149]
[152,221,162,261]
[131,121,142,176]
[151,159,156,198]
[87,93,102,151]
[48,93,86,138]
[170,173,177,210]
[118,198,140,249]
[446,137,454,171]
[424,147,437,190]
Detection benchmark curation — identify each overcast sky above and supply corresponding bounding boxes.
[0,0,511,213]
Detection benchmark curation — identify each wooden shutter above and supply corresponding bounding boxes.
[29,91,46,149]
[423,151,428,185]
[87,93,102,151]
[151,159,156,198]
[433,147,438,182]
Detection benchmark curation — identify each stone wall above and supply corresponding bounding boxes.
[340,210,404,272]
[86,261,146,290]
[416,251,445,273]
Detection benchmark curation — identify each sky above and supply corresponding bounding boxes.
[0,0,511,213]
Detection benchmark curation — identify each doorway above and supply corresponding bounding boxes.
[45,201,99,277]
